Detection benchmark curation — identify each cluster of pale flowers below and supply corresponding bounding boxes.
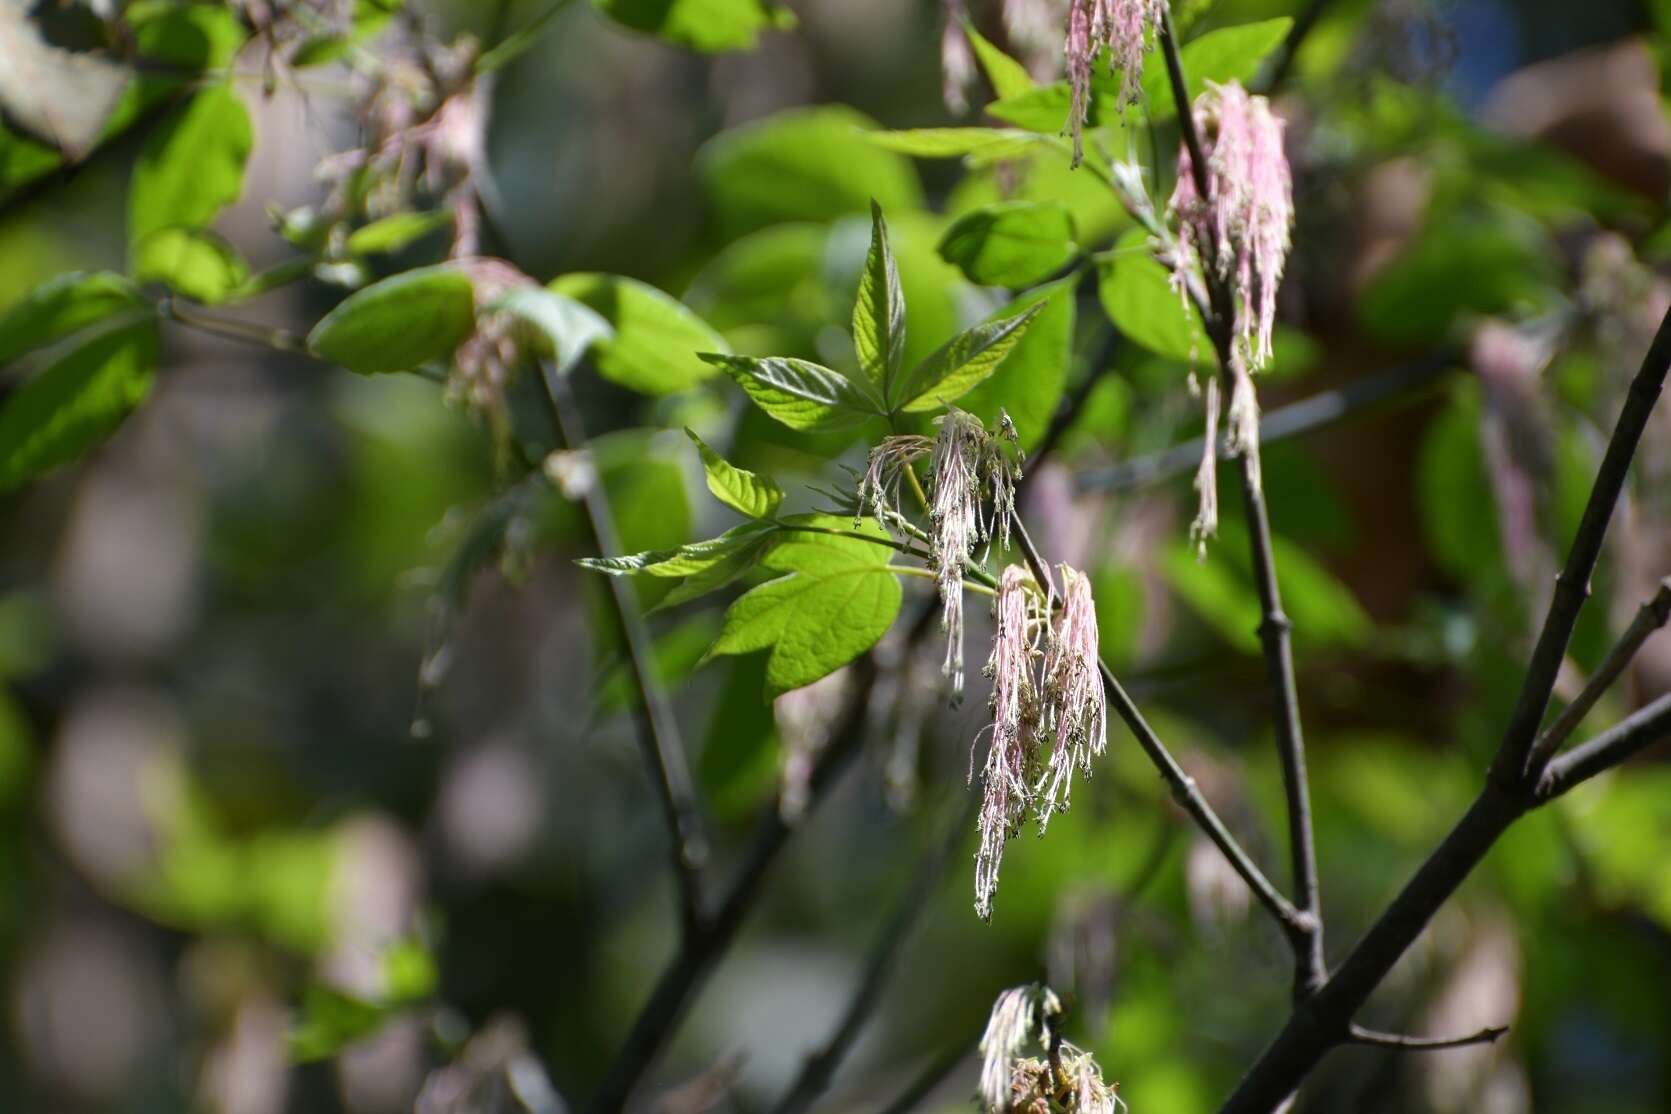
[974,562,1106,919]
[860,412,1105,919]
[980,985,1126,1114]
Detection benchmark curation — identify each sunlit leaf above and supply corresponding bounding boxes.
[550,273,726,395]
[594,0,795,52]
[895,302,1045,413]
[0,271,144,366]
[133,227,249,304]
[0,318,158,490]
[938,201,1077,288]
[128,83,252,248]
[853,202,906,394]
[687,429,784,518]
[702,353,881,431]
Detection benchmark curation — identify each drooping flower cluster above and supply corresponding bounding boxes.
[1167,80,1293,373]
[448,259,536,425]
[1065,0,1167,164]
[859,410,1021,702]
[313,35,487,259]
[979,984,1125,1114]
[973,563,1106,920]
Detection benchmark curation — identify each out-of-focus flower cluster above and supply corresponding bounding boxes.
[1065,0,1166,162]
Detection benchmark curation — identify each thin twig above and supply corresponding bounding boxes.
[1158,8,1324,996]
[1538,691,1671,800]
[161,298,310,354]
[1007,517,1312,947]
[1074,353,1457,494]
[538,362,708,927]
[1529,578,1671,769]
[770,793,978,1114]
[1490,307,1671,789]
[1346,1024,1508,1052]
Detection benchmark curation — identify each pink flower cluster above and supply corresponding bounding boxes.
[1065,0,1166,163]
[973,564,1107,920]
[1168,80,1294,372]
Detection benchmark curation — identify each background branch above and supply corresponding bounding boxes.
[538,362,708,927]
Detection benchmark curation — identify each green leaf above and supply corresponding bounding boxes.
[698,654,779,818]
[938,201,1077,288]
[865,128,1043,160]
[594,0,795,52]
[954,281,1075,451]
[489,286,613,375]
[0,319,158,491]
[708,515,901,699]
[649,541,767,611]
[306,265,476,374]
[700,106,923,238]
[549,273,726,395]
[578,522,775,579]
[1139,18,1293,122]
[686,429,784,518]
[895,303,1045,413]
[0,272,145,366]
[133,228,249,304]
[986,82,1081,134]
[853,202,906,394]
[345,210,451,256]
[965,23,1034,99]
[703,353,881,432]
[1097,230,1206,360]
[128,83,252,248]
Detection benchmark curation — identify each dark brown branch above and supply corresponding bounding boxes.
[1530,577,1671,768]
[1490,309,1671,789]
[1158,7,1325,997]
[1008,517,1313,947]
[1074,353,1457,494]
[770,793,977,1114]
[1215,303,1671,1114]
[1347,1023,1508,1052]
[1539,691,1671,799]
[538,362,708,928]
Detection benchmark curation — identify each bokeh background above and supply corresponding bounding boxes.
[3,1,1671,1112]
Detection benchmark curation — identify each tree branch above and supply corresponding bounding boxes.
[1214,302,1671,1114]
[1529,577,1671,769]
[1008,517,1313,948]
[1538,691,1671,800]
[1346,1023,1508,1053]
[538,362,708,928]
[1490,308,1671,788]
[770,792,977,1114]
[1263,0,1332,94]
[1073,353,1457,494]
[1158,8,1325,996]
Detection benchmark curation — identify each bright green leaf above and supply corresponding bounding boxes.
[702,353,881,431]
[966,23,1034,99]
[938,201,1077,288]
[133,227,249,304]
[0,319,158,491]
[346,210,451,256]
[307,265,476,374]
[686,429,784,518]
[954,281,1075,451]
[550,273,726,395]
[1097,230,1206,360]
[0,272,145,366]
[578,522,775,579]
[865,127,1043,161]
[128,83,252,248]
[708,515,901,698]
[896,302,1045,413]
[853,202,906,394]
[594,0,795,52]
